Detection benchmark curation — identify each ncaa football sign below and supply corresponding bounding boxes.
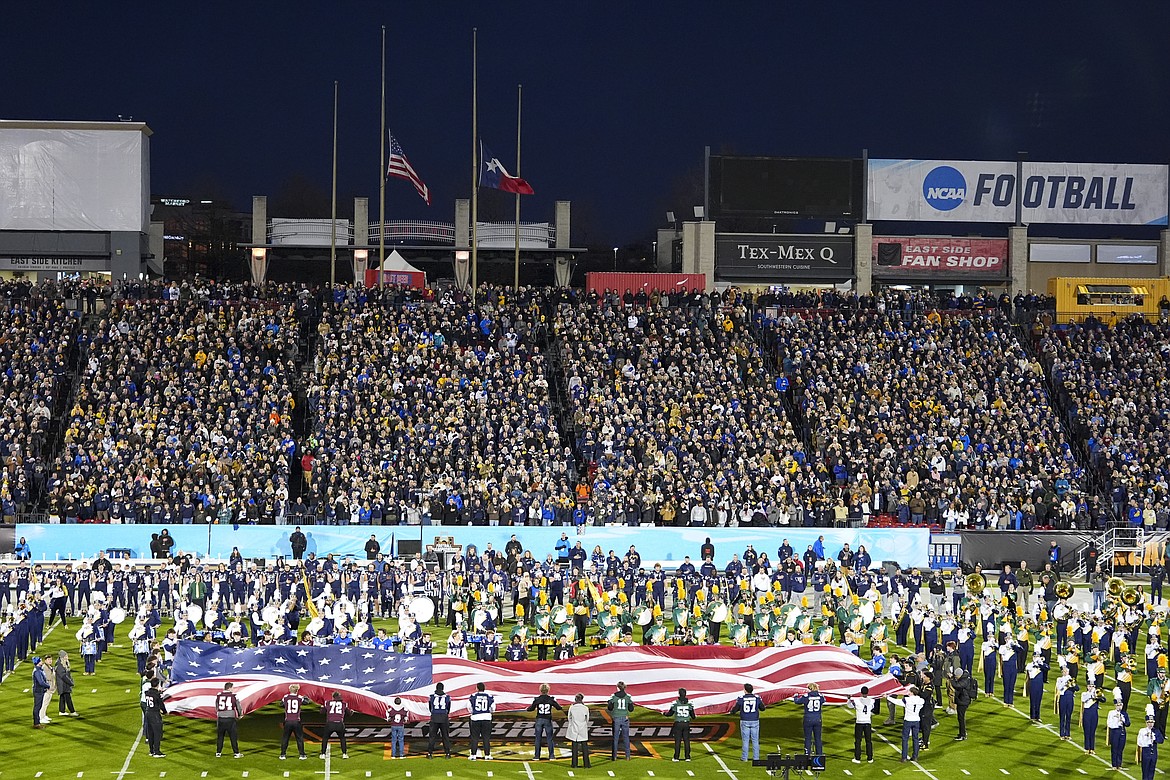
[868,159,1168,225]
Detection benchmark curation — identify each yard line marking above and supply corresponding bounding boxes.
[36,774,43,778]
[114,727,143,780]
[648,773,655,778]
[78,774,84,779]
[522,762,537,780]
[687,772,695,777]
[990,695,1137,780]
[608,772,615,777]
[159,774,166,778]
[703,743,738,780]
[1000,771,1010,776]
[242,774,248,778]
[366,773,372,778]
[568,773,575,778]
[883,772,892,777]
[124,689,131,694]
[874,731,938,780]
[1038,771,1049,776]
[23,689,29,693]
[961,772,970,776]
[92,689,98,693]
[844,772,853,777]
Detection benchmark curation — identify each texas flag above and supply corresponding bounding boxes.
[479,142,534,195]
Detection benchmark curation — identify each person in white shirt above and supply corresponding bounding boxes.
[846,686,877,764]
[889,685,925,763]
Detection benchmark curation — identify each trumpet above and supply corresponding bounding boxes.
[966,573,986,596]
[1107,577,1126,598]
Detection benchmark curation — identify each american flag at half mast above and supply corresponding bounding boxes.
[163,642,905,720]
[387,132,431,205]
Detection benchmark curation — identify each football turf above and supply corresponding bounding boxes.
[0,620,1151,780]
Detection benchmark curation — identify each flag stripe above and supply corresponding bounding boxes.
[163,642,905,721]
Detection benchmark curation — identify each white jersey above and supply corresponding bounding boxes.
[893,694,924,723]
[847,695,876,725]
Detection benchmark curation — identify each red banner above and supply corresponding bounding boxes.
[872,237,1009,278]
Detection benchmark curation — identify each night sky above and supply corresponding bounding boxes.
[4,1,1168,246]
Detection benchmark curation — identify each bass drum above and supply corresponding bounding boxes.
[410,597,436,624]
[109,607,128,625]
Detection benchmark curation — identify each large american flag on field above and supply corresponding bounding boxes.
[163,642,906,720]
[387,132,431,205]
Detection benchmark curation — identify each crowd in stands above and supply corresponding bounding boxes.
[302,285,576,526]
[0,276,1138,532]
[44,293,306,525]
[1039,314,1170,531]
[760,301,1089,530]
[0,290,79,521]
[556,290,805,527]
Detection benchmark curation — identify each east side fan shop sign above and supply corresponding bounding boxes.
[872,237,1009,280]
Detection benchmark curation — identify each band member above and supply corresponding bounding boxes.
[1108,700,1131,771]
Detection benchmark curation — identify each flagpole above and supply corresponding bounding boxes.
[513,83,522,292]
[379,24,386,287]
[330,79,338,289]
[470,27,479,303]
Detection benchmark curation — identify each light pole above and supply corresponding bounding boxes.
[612,246,618,271]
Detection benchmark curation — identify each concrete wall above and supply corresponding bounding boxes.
[251,196,267,245]
[854,224,873,294]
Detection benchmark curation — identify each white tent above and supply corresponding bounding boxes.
[379,249,424,273]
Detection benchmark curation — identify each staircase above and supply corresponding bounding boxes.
[1102,525,1146,575]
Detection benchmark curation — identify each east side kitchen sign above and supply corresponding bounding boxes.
[716,234,855,281]
[872,237,1009,279]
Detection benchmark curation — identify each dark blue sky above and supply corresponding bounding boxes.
[4,1,1168,245]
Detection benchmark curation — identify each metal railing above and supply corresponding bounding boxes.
[369,221,455,244]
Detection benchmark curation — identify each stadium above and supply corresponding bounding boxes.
[4,7,1170,780]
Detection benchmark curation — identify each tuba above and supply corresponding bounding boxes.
[966,573,986,596]
[1107,577,1126,599]
[1122,586,1143,607]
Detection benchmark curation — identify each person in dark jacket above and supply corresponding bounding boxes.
[32,656,51,728]
[55,650,78,716]
[290,528,307,560]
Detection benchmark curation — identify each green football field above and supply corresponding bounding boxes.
[0,617,1157,780]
